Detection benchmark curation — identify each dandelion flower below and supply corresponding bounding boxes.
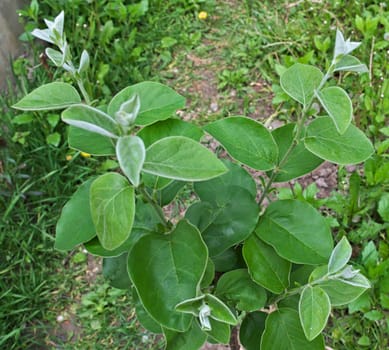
[198,11,208,20]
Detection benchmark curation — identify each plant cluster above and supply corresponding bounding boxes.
[11,11,380,349]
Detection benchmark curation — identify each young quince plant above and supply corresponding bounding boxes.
[13,12,374,350]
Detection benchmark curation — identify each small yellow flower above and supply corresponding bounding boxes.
[66,155,72,161]
[80,152,91,158]
[198,11,208,20]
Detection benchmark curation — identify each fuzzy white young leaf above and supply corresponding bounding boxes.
[328,236,352,274]
[334,29,361,60]
[78,50,90,74]
[31,28,55,44]
[116,135,145,187]
[62,105,119,138]
[115,94,141,127]
[45,48,65,67]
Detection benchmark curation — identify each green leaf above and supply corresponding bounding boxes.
[128,220,208,331]
[271,124,323,182]
[357,335,371,346]
[188,161,258,256]
[132,287,162,333]
[215,269,267,312]
[143,136,227,181]
[68,126,115,155]
[175,295,205,316]
[305,117,374,165]
[90,173,135,250]
[186,187,259,256]
[102,252,132,289]
[243,235,291,294]
[212,247,245,273]
[12,113,33,125]
[205,294,237,325]
[85,200,162,257]
[310,266,371,306]
[156,180,186,207]
[378,193,389,222]
[12,82,81,111]
[364,310,384,321]
[55,179,96,251]
[143,173,172,191]
[261,308,325,350]
[163,322,207,350]
[204,116,278,170]
[256,200,333,264]
[116,136,145,187]
[62,105,119,138]
[299,286,331,341]
[45,47,65,66]
[194,159,257,204]
[46,132,61,146]
[239,312,267,350]
[334,55,368,73]
[201,259,215,288]
[206,318,230,344]
[137,118,203,147]
[108,82,185,126]
[280,63,323,107]
[316,87,352,134]
[328,236,352,274]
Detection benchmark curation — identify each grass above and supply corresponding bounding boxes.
[1,0,388,348]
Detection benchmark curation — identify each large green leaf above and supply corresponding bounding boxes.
[155,180,186,207]
[215,269,267,312]
[102,252,132,289]
[13,82,81,111]
[137,118,203,147]
[137,118,202,194]
[271,124,323,182]
[328,236,352,274]
[108,82,186,126]
[204,116,278,170]
[143,173,172,191]
[128,220,208,331]
[90,173,135,250]
[206,318,230,344]
[116,136,145,187]
[316,87,352,134]
[163,322,207,350]
[256,200,333,264]
[62,105,119,138]
[194,159,257,204]
[280,63,323,107]
[143,136,227,181]
[299,286,331,341]
[85,200,163,257]
[201,259,215,288]
[243,235,291,294]
[68,126,115,155]
[186,187,259,256]
[261,308,325,350]
[212,247,245,273]
[132,287,162,334]
[55,179,96,251]
[239,312,267,350]
[305,117,374,165]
